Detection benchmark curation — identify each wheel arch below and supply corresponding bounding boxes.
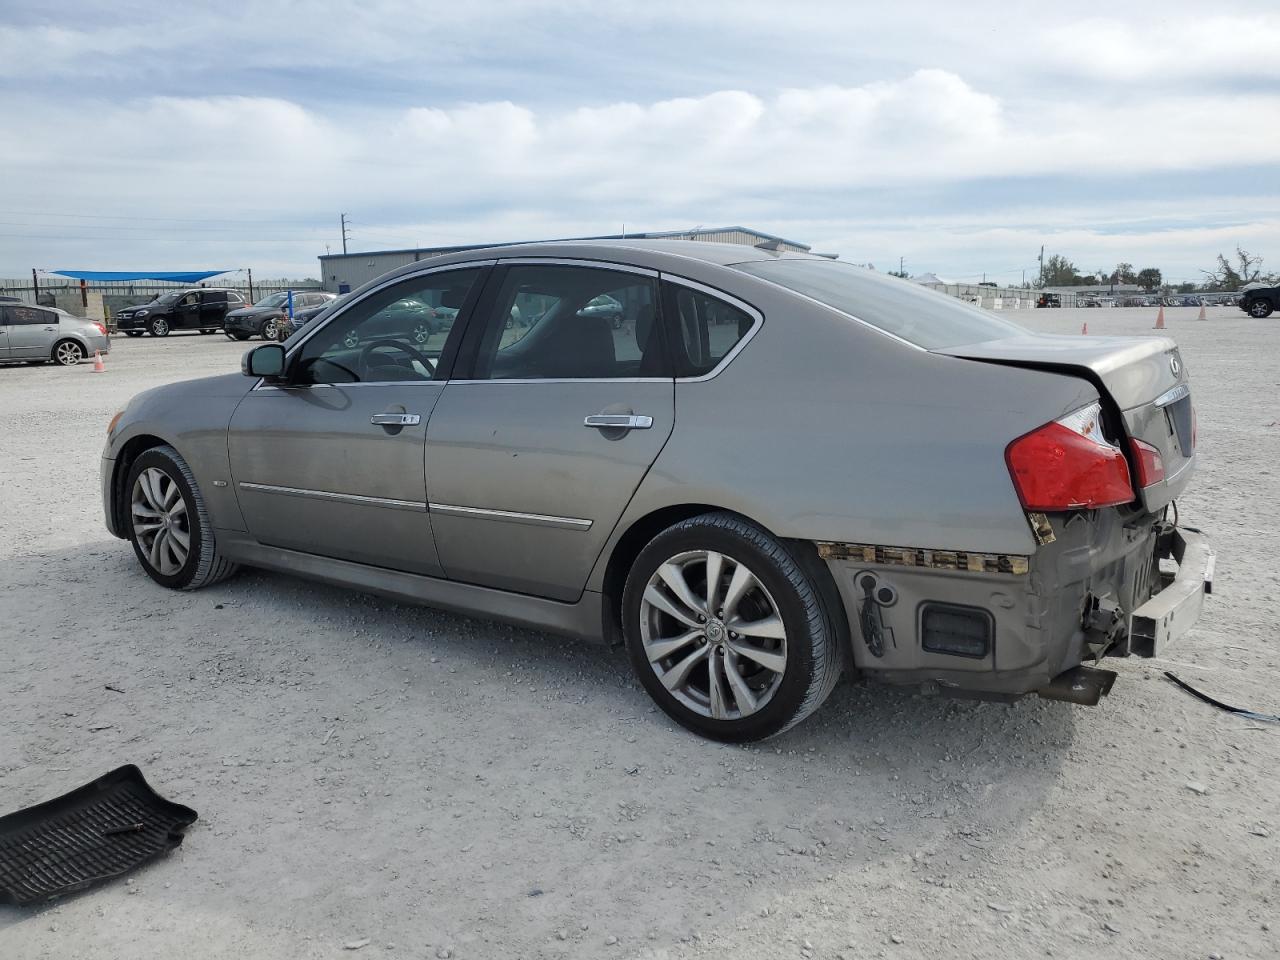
[109,433,172,535]
[50,336,87,362]
[597,503,852,666]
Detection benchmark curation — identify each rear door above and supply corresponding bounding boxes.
[198,290,228,327]
[4,305,58,359]
[425,260,673,600]
[172,292,200,329]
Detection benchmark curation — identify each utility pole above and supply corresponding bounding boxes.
[1037,245,1045,287]
[31,267,38,303]
[1021,268,1026,287]
[899,255,905,276]
[247,267,254,302]
[340,213,351,255]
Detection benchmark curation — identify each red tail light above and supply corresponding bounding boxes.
[1006,401,1135,511]
[1129,438,1166,487]
[94,322,107,336]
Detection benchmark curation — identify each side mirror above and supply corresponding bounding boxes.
[242,343,286,379]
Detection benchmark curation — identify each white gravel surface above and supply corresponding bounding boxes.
[0,307,1276,959]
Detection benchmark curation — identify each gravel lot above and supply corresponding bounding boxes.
[1,306,1276,960]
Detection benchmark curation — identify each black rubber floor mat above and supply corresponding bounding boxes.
[0,765,197,905]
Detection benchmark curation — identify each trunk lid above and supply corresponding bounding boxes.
[936,334,1194,512]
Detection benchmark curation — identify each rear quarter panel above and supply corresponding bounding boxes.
[588,272,1098,590]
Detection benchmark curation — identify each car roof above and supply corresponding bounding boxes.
[370,238,825,288]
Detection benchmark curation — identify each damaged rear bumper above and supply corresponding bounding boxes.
[1126,526,1214,658]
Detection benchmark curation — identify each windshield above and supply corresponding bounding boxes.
[153,292,182,305]
[254,292,291,308]
[733,259,1029,349]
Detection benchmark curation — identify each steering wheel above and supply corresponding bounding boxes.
[358,339,435,380]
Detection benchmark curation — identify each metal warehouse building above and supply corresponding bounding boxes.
[317,226,820,293]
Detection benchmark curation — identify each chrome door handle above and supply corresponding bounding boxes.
[584,414,653,430]
[370,413,421,426]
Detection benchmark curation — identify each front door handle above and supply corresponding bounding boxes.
[584,414,653,430]
[370,413,421,426]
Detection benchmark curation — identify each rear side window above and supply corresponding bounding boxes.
[733,258,1027,349]
[201,291,227,304]
[660,282,755,377]
[472,264,666,380]
[227,292,246,305]
[5,306,52,326]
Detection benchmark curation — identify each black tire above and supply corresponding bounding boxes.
[124,331,144,338]
[124,445,240,591]
[621,512,842,742]
[149,317,171,337]
[260,318,280,341]
[1247,300,1274,318]
[51,339,85,366]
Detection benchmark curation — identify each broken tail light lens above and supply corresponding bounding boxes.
[1006,401,1135,511]
[1129,438,1166,487]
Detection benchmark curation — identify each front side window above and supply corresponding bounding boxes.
[472,264,665,380]
[661,282,755,377]
[293,267,481,384]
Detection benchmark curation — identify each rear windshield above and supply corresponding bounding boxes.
[733,259,1028,349]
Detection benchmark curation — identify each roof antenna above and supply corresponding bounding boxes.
[754,239,784,251]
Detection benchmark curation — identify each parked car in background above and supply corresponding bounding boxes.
[223,291,337,341]
[1,303,110,365]
[1035,293,1061,308]
[1078,295,1101,308]
[1238,283,1278,318]
[115,289,248,337]
[283,293,350,337]
[102,239,1212,741]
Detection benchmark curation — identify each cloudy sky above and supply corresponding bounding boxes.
[3,0,1278,283]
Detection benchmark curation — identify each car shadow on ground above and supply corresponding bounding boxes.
[1,545,1080,952]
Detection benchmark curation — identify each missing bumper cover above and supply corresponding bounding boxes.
[816,541,1030,576]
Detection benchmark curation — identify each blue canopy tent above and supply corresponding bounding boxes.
[48,270,234,283]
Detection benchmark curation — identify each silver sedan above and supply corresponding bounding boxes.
[101,240,1212,740]
[1,303,110,365]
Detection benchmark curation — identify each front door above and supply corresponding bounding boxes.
[3,305,57,359]
[227,265,487,576]
[426,261,674,601]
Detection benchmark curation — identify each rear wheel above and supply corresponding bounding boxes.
[52,340,85,366]
[1248,299,1274,318]
[125,445,239,590]
[149,317,171,337]
[411,320,436,344]
[622,512,842,742]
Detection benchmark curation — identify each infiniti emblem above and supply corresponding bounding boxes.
[1169,354,1181,377]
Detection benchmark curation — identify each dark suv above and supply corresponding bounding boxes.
[1239,284,1278,318]
[115,288,249,337]
[223,291,337,341]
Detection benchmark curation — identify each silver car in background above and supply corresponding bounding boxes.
[1,302,110,365]
[100,240,1213,741]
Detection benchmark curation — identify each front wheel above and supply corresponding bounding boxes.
[125,445,239,590]
[149,317,171,337]
[52,340,85,366]
[622,512,842,742]
[1248,300,1274,318]
[260,317,280,340]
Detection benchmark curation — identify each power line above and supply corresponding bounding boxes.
[0,209,331,226]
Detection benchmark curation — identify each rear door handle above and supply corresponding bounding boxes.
[584,414,653,430]
[370,413,421,426]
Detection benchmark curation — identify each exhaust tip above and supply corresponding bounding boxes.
[1037,665,1118,706]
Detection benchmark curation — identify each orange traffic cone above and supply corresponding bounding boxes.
[1081,322,1088,335]
[1197,304,1207,321]
[1153,306,1165,330]
[92,350,106,373]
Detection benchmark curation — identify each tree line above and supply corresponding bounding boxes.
[1038,246,1273,293]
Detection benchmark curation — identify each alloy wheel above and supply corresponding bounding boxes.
[343,330,360,349]
[1249,301,1272,318]
[130,467,191,576]
[54,342,83,365]
[151,318,170,336]
[262,318,279,340]
[412,322,433,344]
[638,549,787,720]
